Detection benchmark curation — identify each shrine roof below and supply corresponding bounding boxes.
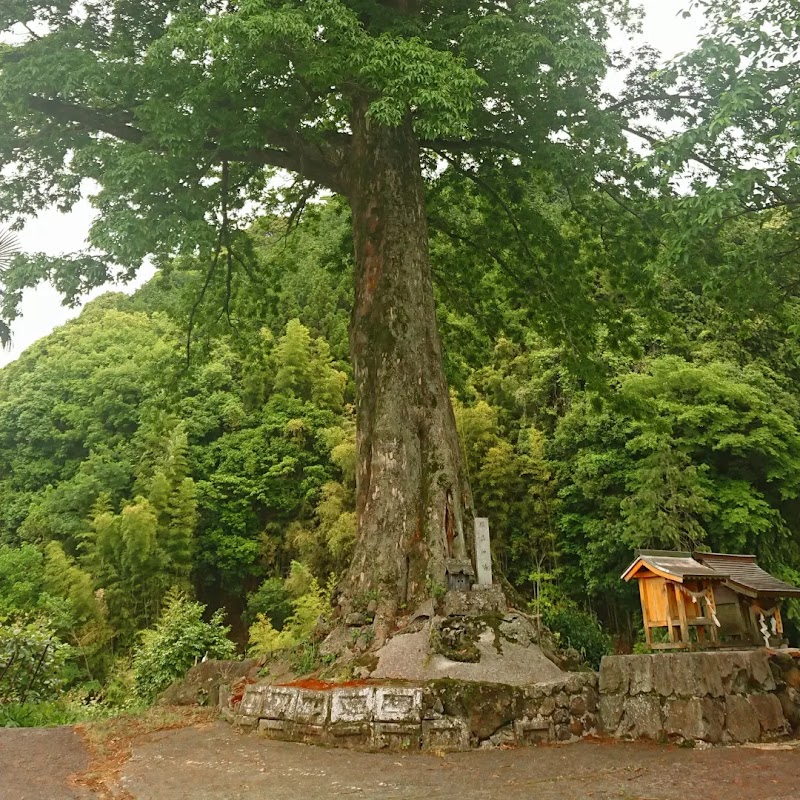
[694,552,800,598]
[622,550,723,583]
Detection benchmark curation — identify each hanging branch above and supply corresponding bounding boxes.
[285,180,319,235]
[186,161,230,364]
[19,638,52,705]
[0,644,19,686]
[432,151,578,354]
[186,237,224,365]
[221,161,234,328]
[0,228,20,348]
[231,249,263,287]
[277,179,320,253]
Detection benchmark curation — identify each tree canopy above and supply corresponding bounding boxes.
[0,0,645,333]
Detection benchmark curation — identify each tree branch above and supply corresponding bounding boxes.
[432,149,578,354]
[25,95,349,192]
[604,91,704,113]
[27,96,145,144]
[420,136,525,156]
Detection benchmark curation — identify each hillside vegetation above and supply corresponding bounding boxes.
[2,197,800,716]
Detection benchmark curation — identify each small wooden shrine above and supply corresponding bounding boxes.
[623,550,726,649]
[623,549,800,649]
[696,552,800,647]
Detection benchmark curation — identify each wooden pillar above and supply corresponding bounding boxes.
[705,587,719,644]
[639,580,653,647]
[675,584,690,645]
[748,603,762,646]
[665,583,676,644]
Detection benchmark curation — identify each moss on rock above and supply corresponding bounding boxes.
[426,678,524,740]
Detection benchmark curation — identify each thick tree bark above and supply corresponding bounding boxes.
[340,101,475,633]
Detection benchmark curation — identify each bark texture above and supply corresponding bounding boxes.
[340,101,474,630]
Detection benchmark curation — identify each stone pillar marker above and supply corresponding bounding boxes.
[473,517,492,585]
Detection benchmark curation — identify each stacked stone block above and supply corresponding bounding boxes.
[225,673,598,751]
[599,650,793,744]
[770,650,800,735]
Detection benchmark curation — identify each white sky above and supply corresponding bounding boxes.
[0,1,702,368]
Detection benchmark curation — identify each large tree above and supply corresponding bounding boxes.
[1,0,643,633]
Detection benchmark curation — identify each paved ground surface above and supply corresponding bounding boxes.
[2,721,800,800]
[0,726,92,800]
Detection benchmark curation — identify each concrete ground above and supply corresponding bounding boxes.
[2,721,800,800]
[0,726,92,800]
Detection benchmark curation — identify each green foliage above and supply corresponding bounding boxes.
[132,591,236,702]
[4,187,800,661]
[542,601,612,670]
[3,176,800,663]
[455,399,559,591]
[248,562,332,657]
[84,426,198,641]
[0,227,17,270]
[243,578,293,630]
[274,319,347,411]
[0,302,181,548]
[554,355,800,603]
[2,0,799,680]
[0,544,45,618]
[0,0,635,320]
[0,540,109,687]
[0,618,71,704]
[4,0,800,672]
[0,701,81,729]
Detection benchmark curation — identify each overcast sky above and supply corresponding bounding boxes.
[0,1,703,368]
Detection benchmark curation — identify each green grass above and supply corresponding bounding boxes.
[0,694,140,728]
[0,701,81,728]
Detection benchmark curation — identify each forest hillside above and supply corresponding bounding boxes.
[3,197,800,721]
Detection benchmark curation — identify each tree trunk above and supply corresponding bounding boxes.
[340,101,475,633]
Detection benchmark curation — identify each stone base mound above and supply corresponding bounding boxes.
[320,588,567,686]
[370,615,563,685]
[217,592,585,752]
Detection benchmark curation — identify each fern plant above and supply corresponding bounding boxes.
[0,227,17,270]
[0,227,19,346]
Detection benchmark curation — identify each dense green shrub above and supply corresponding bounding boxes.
[542,601,612,670]
[0,618,71,703]
[248,562,332,657]
[0,700,80,728]
[132,592,236,702]
[243,578,293,629]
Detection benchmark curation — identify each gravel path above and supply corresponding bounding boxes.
[2,721,800,800]
[120,722,800,800]
[0,726,92,800]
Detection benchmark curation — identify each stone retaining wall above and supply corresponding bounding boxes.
[223,672,598,751]
[598,649,800,744]
[221,649,800,750]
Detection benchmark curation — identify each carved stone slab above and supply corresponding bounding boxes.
[374,686,423,722]
[474,517,492,586]
[330,687,375,723]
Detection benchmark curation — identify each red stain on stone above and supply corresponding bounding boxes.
[277,678,372,691]
[230,676,255,707]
